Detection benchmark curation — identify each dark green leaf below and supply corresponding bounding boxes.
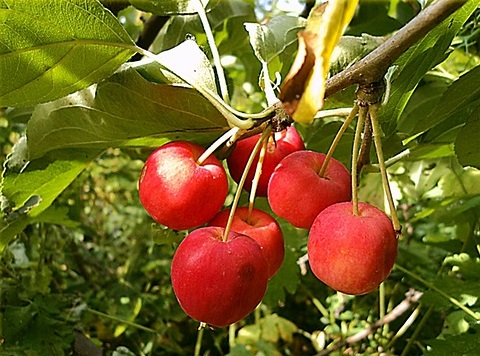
[425,325,480,356]
[455,107,480,169]
[0,0,136,107]
[397,75,450,134]
[414,65,480,134]
[0,213,29,251]
[26,69,228,159]
[379,0,478,136]
[347,1,402,36]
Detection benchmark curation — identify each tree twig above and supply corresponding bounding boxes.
[316,289,423,356]
[325,0,468,97]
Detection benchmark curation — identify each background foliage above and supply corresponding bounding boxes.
[1,0,480,355]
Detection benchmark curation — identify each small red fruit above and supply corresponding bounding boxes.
[267,150,351,229]
[171,226,269,327]
[227,126,305,196]
[138,141,228,230]
[307,202,398,295]
[209,207,284,279]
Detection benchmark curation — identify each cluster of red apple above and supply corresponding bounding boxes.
[138,125,397,328]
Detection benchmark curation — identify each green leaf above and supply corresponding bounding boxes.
[1,147,100,217]
[2,296,75,355]
[455,106,480,169]
[379,0,478,136]
[347,1,402,36]
[329,34,385,75]
[244,16,305,64]
[414,65,480,134]
[262,219,303,306]
[129,0,209,15]
[0,213,29,251]
[0,0,136,107]
[425,325,480,356]
[154,39,219,93]
[397,75,450,134]
[26,68,228,159]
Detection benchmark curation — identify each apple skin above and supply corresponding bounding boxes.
[171,226,269,327]
[138,141,228,231]
[267,150,351,229]
[227,126,305,196]
[208,207,284,279]
[307,202,398,295]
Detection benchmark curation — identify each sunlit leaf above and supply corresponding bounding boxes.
[129,0,209,15]
[1,148,101,217]
[0,0,136,107]
[26,69,228,159]
[244,16,305,64]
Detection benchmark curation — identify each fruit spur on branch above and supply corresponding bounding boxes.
[136,0,401,328]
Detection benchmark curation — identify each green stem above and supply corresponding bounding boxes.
[193,0,230,104]
[369,105,401,234]
[400,305,433,356]
[223,126,272,241]
[312,297,330,319]
[318,104,359,177]
[197,127,240,165]
[350,105,366,216]
[248,135,269,222]
[394,264,480,320]
[379,282,386,335]
[363,148,411,172]
[315,107,354,119]
[386,304,422,349]
[229,323,236,350]
[194,325,205,356]
[85,308,157,334]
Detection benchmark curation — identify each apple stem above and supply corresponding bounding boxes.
[228,324,236,349]
[318,105,359,178]
[196,127,241,166]
[351,105,367,216]
[193,0,230,104]
[194,323,205,356]
[222,126,273,242]
[314,107,354,120]
[363,148,411,173]
[247,136,269,223]
[369,104,402,236]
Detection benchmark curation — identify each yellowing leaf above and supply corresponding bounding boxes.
[279,0,359,125]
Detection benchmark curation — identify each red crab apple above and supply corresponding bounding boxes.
[171,226,269,327]
[307,201,398,295]
[209,207,284,279]
[138,141,228,230]
[227,126,305,196]
[267,151,351,229]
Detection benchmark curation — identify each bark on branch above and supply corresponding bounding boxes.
[316,289,423,356]
[325,0,469,98]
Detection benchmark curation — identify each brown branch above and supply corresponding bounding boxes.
[316,289,423,356]
[325,0,469,97]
